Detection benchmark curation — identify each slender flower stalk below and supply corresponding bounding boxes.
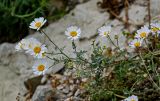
[115,35,119,47]
[139,51,160,89]
[71,40,92,65]
[40,29,70,60]
[144,39,153,54]
[98,25,121,50]
[107,35,129,59]
[107,35,119,49]
[72,40,77,53]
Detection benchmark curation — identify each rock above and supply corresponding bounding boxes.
[45,62,64,75]
[67,0,89,10]
[74,89,81,97]
[134,0,160,19]
[81,78,88,82]
[48,73,87,100]
[67,92,74,97]
[41,75,48,84]
[69,79,74,84]
[150,0,160,17]
[120,4,147,25]
[0,80,20,101]
[0,43,63,101]
[57,85,64,90]
[24,75,43,94]
[0,43,32,101]
[54,91,67,100]
[62,86,70,94]
[69,85,76,91]
[76,79,81,84]
[32,85,54,101]
[64,70,72,76]
[64,97,73,101]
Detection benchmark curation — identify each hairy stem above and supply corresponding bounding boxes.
[139,51,160,89]
[107,35,119,49]
[72,40,93,65]
[40,30,70,60]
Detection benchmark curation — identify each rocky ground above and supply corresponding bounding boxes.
[0,0,160,101]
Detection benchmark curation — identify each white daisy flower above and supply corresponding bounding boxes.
[135,26,150,39]
[32,59,49,75]
[129,38,143,48]
[15,39,31,51]
[15,39,26,51]
[15,38,41,51]
[29,17,47,31]
[150,23,160,35]
[26,39,47,58]
[26,38,41,48]
[65,26,81,40]
[98,25,111,37]
[122,95,138,101]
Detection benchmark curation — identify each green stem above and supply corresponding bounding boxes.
[11,7,41,18]
[116,38,119,47]
[46,52,62,55]
[144,39,153,54]
[107,35,128,59]
[107,35,119,49]
[40,30,70,60]
[139,51,160,89]
[72,40,93,66]
[114,93,126,99]
[107,91,126,99]
[72,40,77,53]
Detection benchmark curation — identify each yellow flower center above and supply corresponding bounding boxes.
[140,32,147,38]
[131,99,135,101]
[151,27,159,32]
[37,65,45,71]
[134,42,140,47]
[20,43,23,49]
[104,32,108,36]
[35,22,42,28]
[70,31,77,37]
[34,46,41,54]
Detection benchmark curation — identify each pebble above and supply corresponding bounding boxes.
[76,80,80,84]
[57,85,64,90]
[69,85,76,91]
[74,89,81,97]
[81,78,88,82]
[64,97,73,101]
[69,79,74,84]
[49,69,88,100]
[67,92,73,97]
[62,86,70,94]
